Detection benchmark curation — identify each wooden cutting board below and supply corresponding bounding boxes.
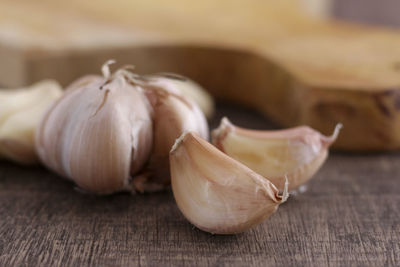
[1,0,400,151]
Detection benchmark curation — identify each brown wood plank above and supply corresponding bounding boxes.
[1,104,399,266]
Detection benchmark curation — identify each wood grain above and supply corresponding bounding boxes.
[0,104,399,266]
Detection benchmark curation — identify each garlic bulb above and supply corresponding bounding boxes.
[145,73,214,119]
[170,131,288,234]
[35,62,153,194]
[0,80,62,164]
[212,117,342,191]
[35,61,211,194]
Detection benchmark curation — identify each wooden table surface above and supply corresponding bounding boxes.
[0,103,399,266]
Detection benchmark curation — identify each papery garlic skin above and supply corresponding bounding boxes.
[212,118,342,191]
[0,80,62,164]
[138,79,209,188]
[35,68,153,194]
[65,75,103,92]
[145,73,215,119]
[170,132,288,235]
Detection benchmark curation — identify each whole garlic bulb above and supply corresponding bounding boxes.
[35,62,153,194]
[35,61,210,194]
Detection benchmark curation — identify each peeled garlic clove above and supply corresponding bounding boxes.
[141,85,209,187]
[35,63,153,194]
[212,117,342,191]
[170,132,288,234]
[145,73,215,119]
[0,80,62,164]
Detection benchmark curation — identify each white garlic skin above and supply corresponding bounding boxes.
[0,80,62,164]
[145,73,215,119]
[140,78,209,186]
[35,73,153,194]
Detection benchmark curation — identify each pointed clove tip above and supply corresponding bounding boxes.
[322,123,343,147]
[170,131,191,154]
[280,176,289,203]
[221,117,231,126]
[213,117,234,137]
[220,117,235,131]
[211,117,231,146]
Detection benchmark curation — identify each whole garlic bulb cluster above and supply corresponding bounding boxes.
[35,61,210,194]
[0,60,342,235]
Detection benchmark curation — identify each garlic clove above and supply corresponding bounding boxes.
[170,131,288,234]
[0,80,62,164]
[212,117,342,192]
[35,63,153,194]
[138,83,209,188]
[145,73,215,119]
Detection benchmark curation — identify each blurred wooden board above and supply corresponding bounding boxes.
[1,0,400,151]
[0,104,399,266]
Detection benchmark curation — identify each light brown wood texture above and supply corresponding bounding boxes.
[1,0,400,151]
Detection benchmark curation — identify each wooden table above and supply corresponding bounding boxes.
[1,103,399,266]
